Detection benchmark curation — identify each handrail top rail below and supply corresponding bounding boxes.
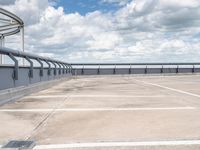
[0,47,69,65]
[71,63,200,66]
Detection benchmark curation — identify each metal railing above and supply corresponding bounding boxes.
[71,63,200,75]
[0,47,72,90]
[0,47,72,80]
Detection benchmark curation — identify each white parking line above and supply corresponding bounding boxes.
[135,79,200,98]
[0,107,195,112]
[33,140,200,149]
[27,95,166,98]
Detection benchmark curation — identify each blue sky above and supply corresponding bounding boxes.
[52,0,122,15]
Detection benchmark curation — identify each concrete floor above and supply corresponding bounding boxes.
[1,74,200,149]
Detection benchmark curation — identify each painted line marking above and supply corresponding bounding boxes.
[135,79,200,98]
[33,140,200,149]
[27,95,167,98]
[0,107,195,112]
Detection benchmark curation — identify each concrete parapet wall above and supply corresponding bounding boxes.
[0,77,71,105]
[0,66,71,90]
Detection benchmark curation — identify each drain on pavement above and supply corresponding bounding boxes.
[2,140,36,149]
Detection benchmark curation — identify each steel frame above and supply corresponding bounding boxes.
[0,8,25,65]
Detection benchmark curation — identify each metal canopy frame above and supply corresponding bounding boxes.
[0,8,23,37]
[0,8,25,65]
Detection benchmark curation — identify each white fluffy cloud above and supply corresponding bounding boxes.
[101,0,131,6]
[1,0,200,63]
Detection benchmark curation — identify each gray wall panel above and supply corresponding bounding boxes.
[15,68,30,87]
[0,67,72,90]
[194,68,200,72]
[41,69,49,82]
[30,69,41,84]
[163,68,177,73]
[146,68,162,74]
[100,69,115,75]
[0,68,14,90]
[131,68,146,74]
[178,68,193,73]
[84,69,98,75]
[115,68,129,74]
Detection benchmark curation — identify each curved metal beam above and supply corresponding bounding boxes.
[0,8,23,37]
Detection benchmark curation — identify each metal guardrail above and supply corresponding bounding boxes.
[71,63,200,75]
[0,47,72,80]
[0,47,72,90]
[71,63,200,65]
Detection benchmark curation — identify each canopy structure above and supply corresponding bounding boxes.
[0,8,24,64]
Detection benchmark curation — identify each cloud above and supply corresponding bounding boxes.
[1,0,49,25]
[0,0,15,5]
[1,0,200,63]
[101,0,131,6]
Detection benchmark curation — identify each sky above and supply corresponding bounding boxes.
[0,0,200,63]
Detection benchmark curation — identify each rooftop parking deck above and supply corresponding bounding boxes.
[1,74,200,149]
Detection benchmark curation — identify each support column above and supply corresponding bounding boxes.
[21,27,25,66]
[0,36,5,64]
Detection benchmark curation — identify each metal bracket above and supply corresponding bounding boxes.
[57,62,62,75]
[45,60,51,76]
[161,65,163,73]
[24,56,33,78]
[129,64,132,74]
[64,64,68,74]
[36,58,43,76]
[145,66,147,74]
[8,53,18,80]
[61,63,65,74]
[51,61,57,75]
[176,65,179,73]
[113,65,116,74]
[81,65,84,75]
[69,65,72,74]
[97,65,100,75]
[192,65,195,73]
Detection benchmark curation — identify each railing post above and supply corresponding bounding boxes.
[51,61,57,76]
[61,63,65,74]
[113,65,116,74]
[69,65,72,74]
[8,53,18,80]
[97,65,100,75]
[36,58,43,76]
[192,65,195,73]
[145,65,147,74]
[24,56,33,78]
[57,62,62,75]
[64,64,68,74]
[161,65,163,73]
[82,65,84,75]
[45,60,51,76]
[0,36,5,64]
[129,64,131,74]
[176,65,179,73]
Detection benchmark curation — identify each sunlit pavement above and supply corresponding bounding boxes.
[1,75,200,149]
